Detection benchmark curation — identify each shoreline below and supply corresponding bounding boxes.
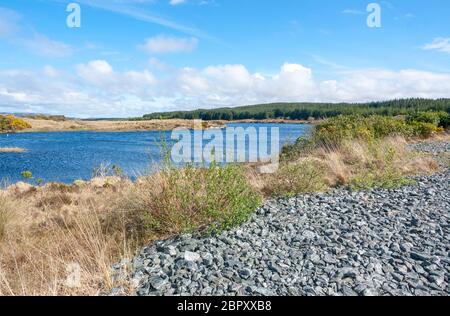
[1,118,313,134]
[16,118,227,133]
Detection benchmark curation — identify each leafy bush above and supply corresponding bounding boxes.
[407,121,442,138]
[0,115,31,132]
[117,164,262,237]
[407,111,450,128]
[280,136,314,162]
[312,115,441,146]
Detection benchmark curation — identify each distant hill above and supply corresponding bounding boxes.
[140,98,450,121]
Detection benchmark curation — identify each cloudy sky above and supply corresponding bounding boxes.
[0,0,449,117]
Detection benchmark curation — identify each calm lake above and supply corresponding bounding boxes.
[0,123,312,184]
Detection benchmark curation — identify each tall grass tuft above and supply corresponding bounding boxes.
[265,136,439,196]
[116,164,262,238]
[265,158,327,197]
[0,193,13,242]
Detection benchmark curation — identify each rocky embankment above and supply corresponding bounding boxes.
[114,141,450,296]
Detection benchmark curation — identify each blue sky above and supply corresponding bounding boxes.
[0,0,449,117]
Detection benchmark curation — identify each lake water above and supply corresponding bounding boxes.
[0,123,312,184]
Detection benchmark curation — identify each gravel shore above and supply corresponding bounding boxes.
[115,141,450,296]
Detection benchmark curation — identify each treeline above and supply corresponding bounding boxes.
[140,99,450,121]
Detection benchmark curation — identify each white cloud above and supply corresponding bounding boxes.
[423,38,450,54]
[140,35,198,54]
[76,60,114,82]
[1,61,450,118]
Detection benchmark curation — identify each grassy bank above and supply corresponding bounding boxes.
[0,112,447,295]
[20,118,224,133]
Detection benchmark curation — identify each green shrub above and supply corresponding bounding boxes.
[441,115,450,128]
[280,136,314,162]
[408,121,441,138]
[0,115,31,132]
[407,111,450,128]
[350,172,415,190]
[312,114,441,146]
[119,164,262,237]
[20,171,33,180]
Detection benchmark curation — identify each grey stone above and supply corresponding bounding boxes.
[149,276,168,291]
[184,251,201,262]
[238,268,253,280]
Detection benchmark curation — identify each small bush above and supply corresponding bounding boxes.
[350,172,416,190]
[280,136,314,162]
[21,171,33,180]
[117,164,262,237]
[0,115,31,132]
[312,114,442,146]
[407,111,450,128]
[408,121,442,138]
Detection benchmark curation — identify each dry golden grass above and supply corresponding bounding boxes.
[0,180,137,296]
[0,165,260,296]
[0,148,27,153]
[22,118,224,132]
[262,136,439,196]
